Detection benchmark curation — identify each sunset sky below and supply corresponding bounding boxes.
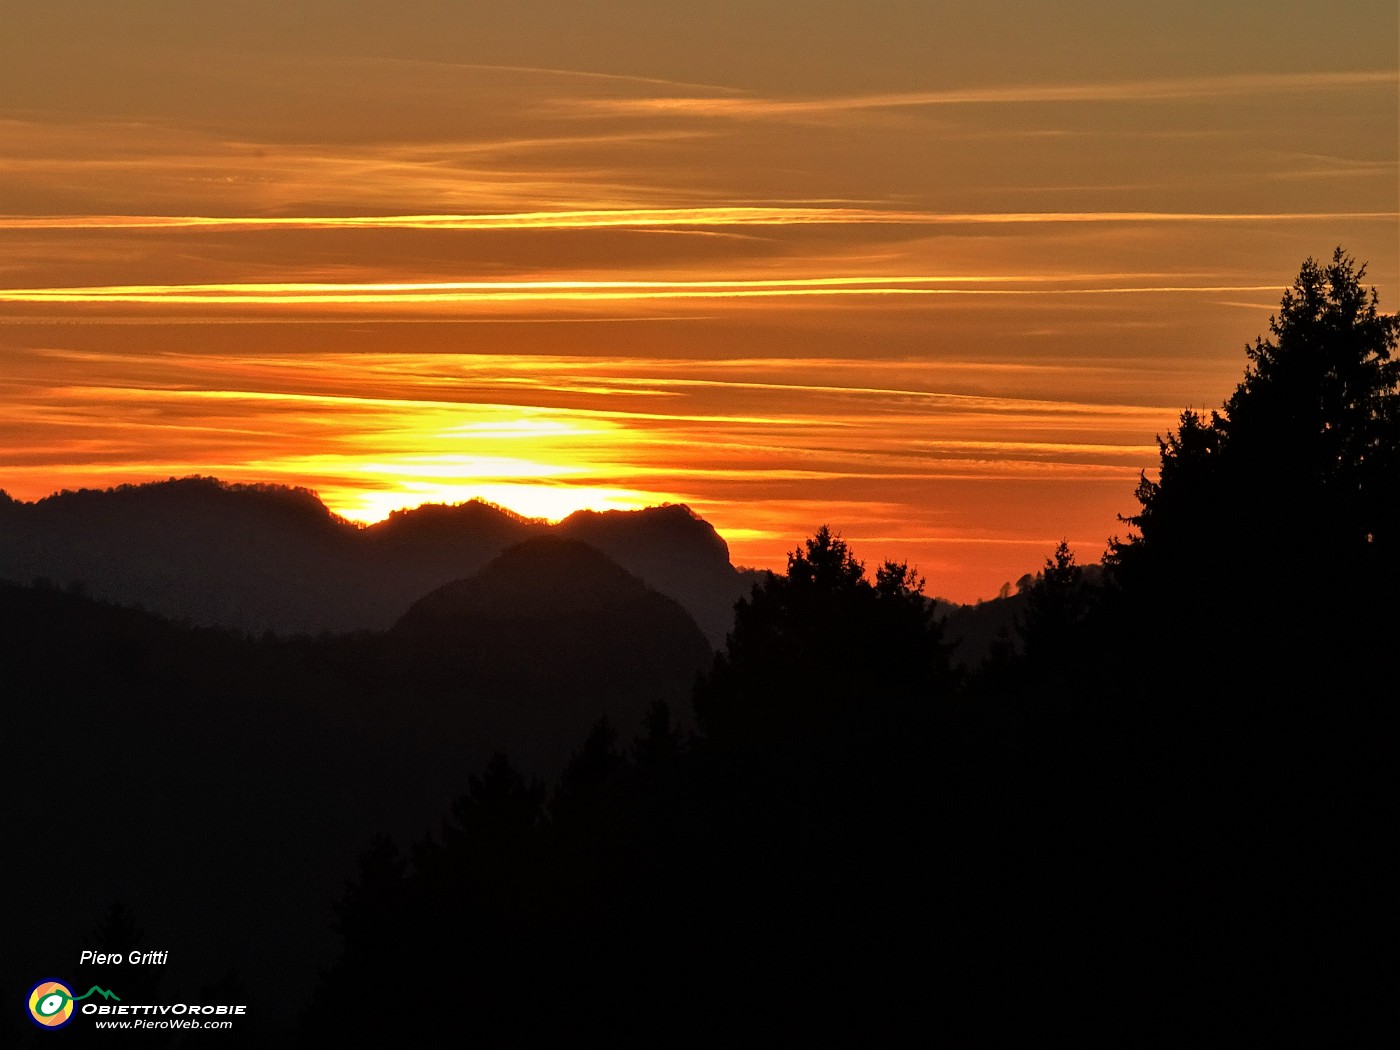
[3,2,1396,601]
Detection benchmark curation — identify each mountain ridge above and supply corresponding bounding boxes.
[0,476,749,646]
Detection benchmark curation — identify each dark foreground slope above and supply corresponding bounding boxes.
[1,537,712,1044]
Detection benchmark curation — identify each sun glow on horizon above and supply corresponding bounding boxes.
[320,481,670,526]
[229,407,691,526]
[3,4,1395,602]
[0,343,1182,599]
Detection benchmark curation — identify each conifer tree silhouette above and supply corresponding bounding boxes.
[1114,248,1400,603]
[694,526,948,744]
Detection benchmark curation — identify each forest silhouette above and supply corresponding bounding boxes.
[4,250,1393,1045]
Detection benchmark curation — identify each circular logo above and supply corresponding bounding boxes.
[28,981,76,1029]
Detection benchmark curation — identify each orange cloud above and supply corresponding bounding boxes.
[564,69,1399,120]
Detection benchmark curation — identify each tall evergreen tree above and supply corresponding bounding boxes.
[1114,248,1400,601]
[694,526,949,744]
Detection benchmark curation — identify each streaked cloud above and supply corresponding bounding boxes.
[4,207,1392,232]
[0,276,1289,307]
[566,69,1398,120]
[3,4,1396,600]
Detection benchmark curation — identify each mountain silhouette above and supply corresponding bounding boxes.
[392,536,713,757]
[0,477,750,646]
[400,534,690,621]
[554,505,758,644]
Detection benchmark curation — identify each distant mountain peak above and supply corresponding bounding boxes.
[379,498,541,527]
[24,475,347,528]
[399,536,656,625]
[559,502,732,565]
[367,498,544,547]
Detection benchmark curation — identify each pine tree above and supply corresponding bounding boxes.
[1113,248,1400,598]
